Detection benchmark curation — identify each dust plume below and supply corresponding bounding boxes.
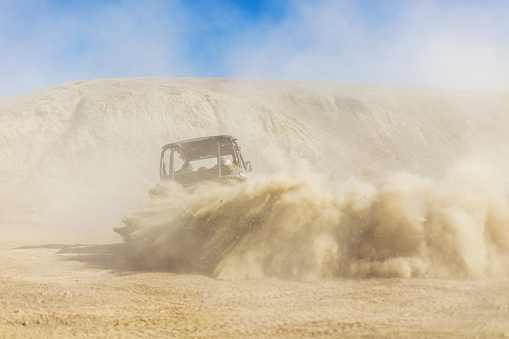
[116,158,509,280]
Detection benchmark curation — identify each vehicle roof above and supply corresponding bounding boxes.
[162,135,238,161]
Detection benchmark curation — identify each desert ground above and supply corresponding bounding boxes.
[1,78,509,337]
[2,226,508,338]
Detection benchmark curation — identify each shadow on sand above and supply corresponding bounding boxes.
[17,243,142,274]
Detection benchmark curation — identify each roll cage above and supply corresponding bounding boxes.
[158,135,251,186]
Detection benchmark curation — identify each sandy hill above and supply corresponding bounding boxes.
[1,78,508,245]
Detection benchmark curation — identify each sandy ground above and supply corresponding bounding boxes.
[1,227,508,339]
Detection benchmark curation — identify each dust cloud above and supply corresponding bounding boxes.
[116,156,509,280]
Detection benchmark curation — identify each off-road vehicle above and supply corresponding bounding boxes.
[149,135,252,197]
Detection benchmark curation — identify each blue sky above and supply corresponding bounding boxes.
[1,0,508,98]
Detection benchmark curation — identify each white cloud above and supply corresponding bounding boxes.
[227,0,509,91]
[0,0,190,98]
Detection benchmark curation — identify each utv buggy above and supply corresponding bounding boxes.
[149,135,252,197]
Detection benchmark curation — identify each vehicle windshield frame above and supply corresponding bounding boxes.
[159,135,246,183]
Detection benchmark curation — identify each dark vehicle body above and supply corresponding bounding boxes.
[149,135,252,197]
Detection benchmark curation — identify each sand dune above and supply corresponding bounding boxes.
[1,77,509,243]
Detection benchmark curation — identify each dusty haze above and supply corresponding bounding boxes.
[1,78,509,337]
